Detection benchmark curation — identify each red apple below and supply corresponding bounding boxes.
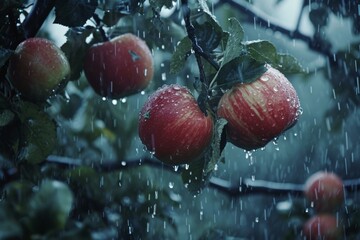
[138,84,213,165]
[7,38,70,102]
[303,214,342,240]
[83,33,154,99]
[217,66,300,150]
[304,171,344,212]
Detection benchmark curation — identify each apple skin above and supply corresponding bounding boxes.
[304,171,344,212]
[217,66,300,150]
[138,84,213,165]
[7,38,70,102]
[83,33,154,99]
[303,214,342,240]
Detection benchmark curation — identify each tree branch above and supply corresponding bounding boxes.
[214,0,333,57]
[44,155,360,198]
[21,0,56,40]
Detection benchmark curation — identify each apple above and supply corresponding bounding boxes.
[304,171,344,212]
[138,84,213,165]
[217,65,300,150]
[83,33,154,99]
[303,214,342,240]
[7,38,70,102]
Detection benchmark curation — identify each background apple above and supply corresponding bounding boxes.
[304,171,345,212]
[83,33,154,99]
[217,66,300,150]
[303,214,342,240]
[7,38,70,102]
[138,84,213,165]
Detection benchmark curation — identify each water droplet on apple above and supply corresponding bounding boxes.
[168,182,174,189]
[296,107,303,116]
[273,87,278,92]
[260,75,269,81]
[173,85,181,90]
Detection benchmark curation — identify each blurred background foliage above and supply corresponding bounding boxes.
[0,0,359,239]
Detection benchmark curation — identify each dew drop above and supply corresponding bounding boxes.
[260,75,269,81]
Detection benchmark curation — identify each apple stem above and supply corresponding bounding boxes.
[92,13,110,42]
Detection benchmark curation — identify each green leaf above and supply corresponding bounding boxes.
[193,13,223,52]
[0,47,13,68]
[0,203,23,239]
[221,18,245,66]
[246,40,277,64]
[61,27,94,80]
[181,157,207,195]
[274,53,305,74]
[170,37,192,74]
[245,40,304,74]
[4,181,35,215]
[149,0,173,11]
[205,118,227,174]
[27,180,74,234]
[54,0,98,27]
[0,95,14,127]
[181,118,227,194]
[16,102,57,164]
[215,55,267,89]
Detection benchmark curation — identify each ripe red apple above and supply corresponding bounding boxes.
[304,171,344,212]
[138,84,213,165]
[217,66,300,150]
[83,33,154,99]
[303,214,342,240]
[7,38,70,102]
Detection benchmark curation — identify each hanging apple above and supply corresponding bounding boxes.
[138,84,213,165]
[83,33,154,99]
[7,38,70,102]
[217,66,301,150]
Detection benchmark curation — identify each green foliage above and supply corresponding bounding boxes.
[54,0,98,27]
[61,27,94,80]
[16,101,57,164]
[181,118,227,194]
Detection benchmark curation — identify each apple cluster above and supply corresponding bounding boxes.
[302,171,345,239]
[7,33,154,104]
[138,65,301,165]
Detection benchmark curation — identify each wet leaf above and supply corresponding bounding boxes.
[149,0,173,11]
[0,203,23,239]
[170,37,192,74]
[205,118,227,174]
[274,53,304,74]
[221,18,245,66]
[181,157,207,195]
[0,47,13,68]
[246,40,277,64]
[193,11,223,52]
[27,180,74,234]
[16,102,57,164]
[54,0,98,27]
[215,55,267,88]
[61,27,94,80]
